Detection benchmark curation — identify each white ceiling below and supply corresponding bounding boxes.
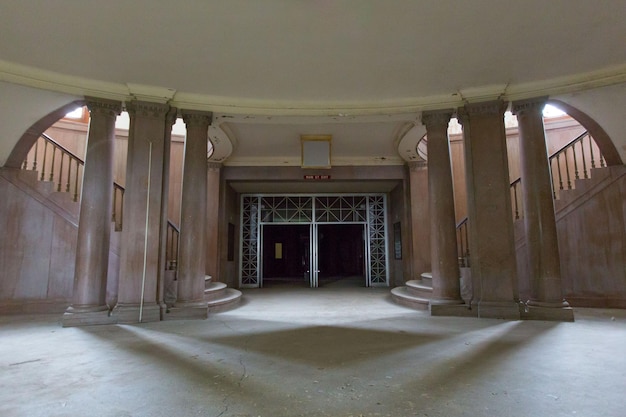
[1,0,626,169]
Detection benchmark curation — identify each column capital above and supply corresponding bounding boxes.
[421,109,454,129]
[166,107,178,129]
[207,161,222,172]
[408,160,428,171]
[126,100,170,120]
[181,109,213,128]
[511,96,548,116]
[463,99,507,118]
[85,97,122,118]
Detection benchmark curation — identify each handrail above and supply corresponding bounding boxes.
[22,133,180,269]
[456,217,470,267]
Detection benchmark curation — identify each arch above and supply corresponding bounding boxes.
[4,99,86,168]
[547,99,623,166]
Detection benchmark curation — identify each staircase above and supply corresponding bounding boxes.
[392,130,611,311]
[391,272,432,310]
[21,132,242,314]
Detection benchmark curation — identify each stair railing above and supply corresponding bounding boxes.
[23,133,84,202]
[456,218,470,267]
[22,133,180,269]
[549,131,605,199]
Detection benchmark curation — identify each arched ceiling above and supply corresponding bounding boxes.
[1,0,626,168]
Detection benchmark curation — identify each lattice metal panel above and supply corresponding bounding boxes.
[240,196,259,286]
[260,196,313,223]
[315,196,367,223]
[368,195,388,285]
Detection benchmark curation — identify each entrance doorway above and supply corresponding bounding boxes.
[317,224,365,287]
[240,194,389,288]
[262,224,309,287]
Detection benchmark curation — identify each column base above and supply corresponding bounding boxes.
[62,305,115,327]
[473,300,521,320]
[522,300,575,321]
[164,301,208,321]
[429,299,474,317]
[111,303,161,324]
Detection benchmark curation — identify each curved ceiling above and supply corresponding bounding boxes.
[1,1,625,170]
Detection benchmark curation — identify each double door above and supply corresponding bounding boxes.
[262,223,365,287]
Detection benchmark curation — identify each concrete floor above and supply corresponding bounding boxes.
[1,284,626,417]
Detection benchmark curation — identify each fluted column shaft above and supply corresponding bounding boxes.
[68,98,121,312]
[512,98,569,309]
[177,110,212,305]
[423,110,463,303]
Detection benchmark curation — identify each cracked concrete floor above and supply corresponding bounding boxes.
[2,284,626,417]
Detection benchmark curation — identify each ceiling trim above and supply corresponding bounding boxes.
[2,59,626,116]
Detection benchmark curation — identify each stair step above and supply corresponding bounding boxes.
[420,272,432,286]
[207,288,243,313]
[405,279,433,299]
[390,287,430,311]
[204,282,227,300]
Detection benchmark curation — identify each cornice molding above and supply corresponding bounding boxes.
[2,59,626,116]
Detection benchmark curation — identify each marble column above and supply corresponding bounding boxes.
[157,108,178,317]
[63,98,121,327]
[422,110,465,315]
[458,100,520,319]
[112,101,170,323]
[407,161,431,281]
[206,162,222,281]
[169,110,212,319]
[512,97,574,321]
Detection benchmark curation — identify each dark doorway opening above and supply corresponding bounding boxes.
[262,224,309,287]
[318,224,365,287]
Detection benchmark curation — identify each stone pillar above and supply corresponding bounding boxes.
[206,162,222,281]
[169,110,212,319]
[112,101,170,323]
[458,100,520,319]
[512,97,574,321]
[63,98,121,327]
[422,110,465,315]
[408,161,430,281]
[157,108,178,317]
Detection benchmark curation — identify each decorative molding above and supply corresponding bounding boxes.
[421,109,454,128]
[408,160,428,171]
[207,161,222,172]
[463,100,507,117]
[181,109,213,128]
[511,96,548,116]
[85,97,122,118]
[126,100,170,120]
[2,59,626,116]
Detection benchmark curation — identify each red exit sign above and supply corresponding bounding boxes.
[304,175,331,180]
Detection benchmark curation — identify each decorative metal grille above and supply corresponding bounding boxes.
[261,196,313,223]
[240,196,259,286]
[367,195,388,285]
[315,196,367,223]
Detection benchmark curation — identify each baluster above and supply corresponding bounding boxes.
[556,155,564,191]
[40,141,48,181]
[589,135,596,169]
[564,149,572,189]
[57,153,64,191]
[112,186,117,222]
[119,190,124,229]
[600,154,606,168]
[49,147,56,181]
[66,156,73,193]
[73,161,80,201]
[580,136,589,179]
[572,142,579,180]
[32,140,39,171]
[463,222,469,266]
[550,159,557,199]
